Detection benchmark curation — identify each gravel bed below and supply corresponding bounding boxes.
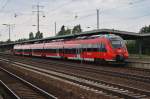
[0,62,112,99]
[9,57,150,91]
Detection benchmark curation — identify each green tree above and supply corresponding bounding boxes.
[65,28,71,35]
[57,25,66,36]
[6,39,11,43]
[29,32,34,40]
[16,38,28,42]
[35,31,43,39]
[0,41,4,44]
[72,25,82,34]
[57,25,82,36]
[39,32,43,39]
[138,25,150,55]
[139,25,150,33]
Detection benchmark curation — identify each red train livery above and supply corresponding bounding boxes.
[13,34,129,62]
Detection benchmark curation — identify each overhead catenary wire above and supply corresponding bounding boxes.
[62,0,150,30]
[1,0,150,41]
[14,0,149,29]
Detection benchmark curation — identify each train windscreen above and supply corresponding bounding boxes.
[110,38,124,48]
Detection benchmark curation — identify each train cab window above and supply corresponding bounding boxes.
[110,38,124,48]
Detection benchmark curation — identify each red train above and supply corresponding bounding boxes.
[13,34,129,62]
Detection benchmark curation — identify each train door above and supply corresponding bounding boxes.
[99,42,102,58]
[62,41,65,59]
[99,42,107,59]
[63,46,65,58]
[76,45,80,60]
[56,48,59,57]
[100,42,104,58]
[76,44,83,60]
[42,42,45,57]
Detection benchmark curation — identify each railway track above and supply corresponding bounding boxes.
[1,54,150,84]
[0,80,19,99]
[0,67,57,99]
[0,56,150,98]
[29,58,150,83]
[1,53,150,76]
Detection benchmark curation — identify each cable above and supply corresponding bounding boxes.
[45,0,74,17]
[68,0,149,23]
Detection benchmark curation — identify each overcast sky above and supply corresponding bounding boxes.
[0,0,150,41]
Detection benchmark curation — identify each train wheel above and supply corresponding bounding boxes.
[116,55,124,62]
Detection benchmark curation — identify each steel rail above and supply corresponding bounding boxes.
[1,58,150,99]
[0,67,57,99]
[0,80,20,99]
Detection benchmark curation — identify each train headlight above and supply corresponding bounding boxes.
[117,49,122,53]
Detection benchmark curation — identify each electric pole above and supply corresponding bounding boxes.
[33,3,44,33]
[55,22,57,36]
[2,24,14,41]
[97,9,100,29]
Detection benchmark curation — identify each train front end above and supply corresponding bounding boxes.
[109,35,129,62]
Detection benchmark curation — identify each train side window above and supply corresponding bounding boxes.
[73,48,76,54]
[87,48,92,52]
[76,48,79,54]
[66,49,68,54]
[59,49,63,53]
[16,49,21,52]
[53,49,57,53]
[68,49,71,54]
[91,44,94,52]
[92,44,98,52]
[69,49,72,54]
[66,49,70,54]
[39,49,41,52]
[64,48,67,54]
[70,48,75,54]
[82,48,86,52]
[87,44,92,52]
[81,45,86,52]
